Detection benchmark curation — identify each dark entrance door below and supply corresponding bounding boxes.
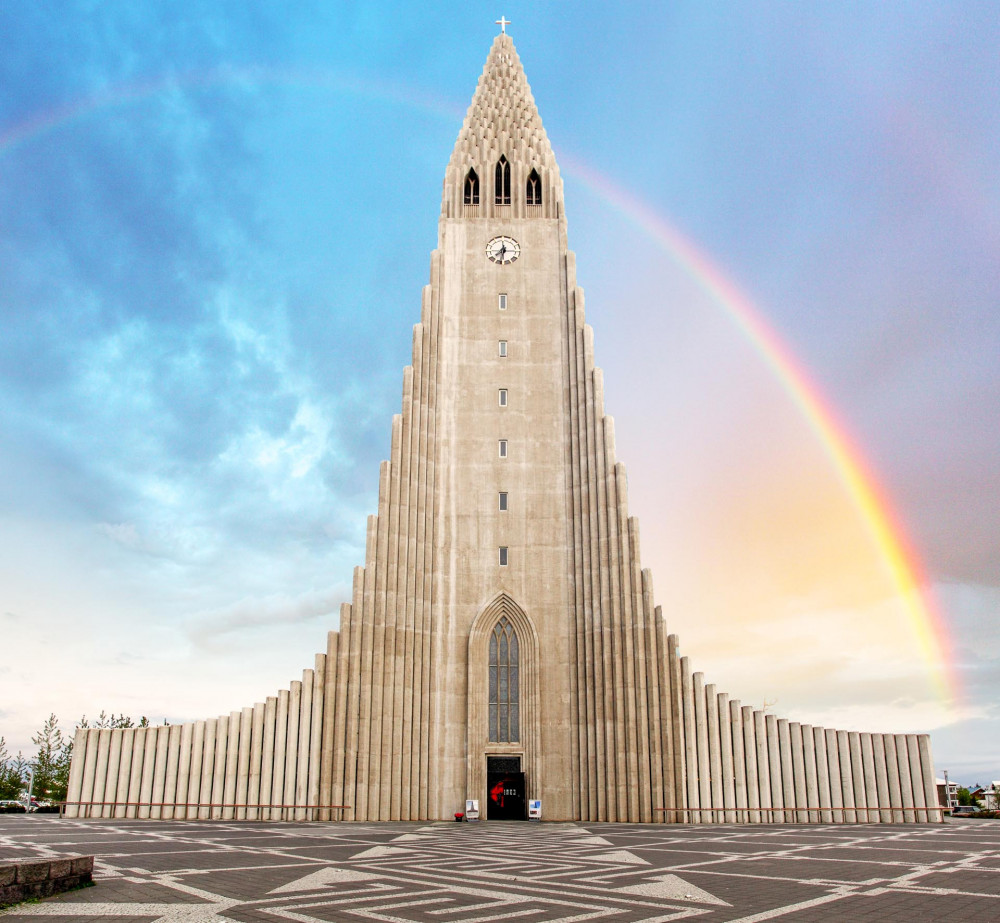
[486,756,526,820]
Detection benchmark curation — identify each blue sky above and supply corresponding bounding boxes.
[1,2,997,783]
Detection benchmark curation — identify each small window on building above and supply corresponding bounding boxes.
[526,168,542,206]
[498,439,508,458]
[499,491,508,511]
[498,293,507,310]
[464,167,480,205]
[498,340,507,357]
[498,389,507,407]
[499,546,509,566]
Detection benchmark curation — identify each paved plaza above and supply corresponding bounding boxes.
[1,816,998,922]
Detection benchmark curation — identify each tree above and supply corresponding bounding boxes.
[0,737,28,801]
[31,714,71,803]
[956,786,975,807]
[77,711,143,730]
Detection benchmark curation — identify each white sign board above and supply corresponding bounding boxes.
[528,799,541,820]
[465,799,480,821]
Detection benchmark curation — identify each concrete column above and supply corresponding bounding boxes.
[284,681,302,821]
[872,732,891,823]
[706,683,723,823]
[211,714,229,820]
[681,657,699,823]
[730,700,748,822]
[719,693,735,823]
[271,690,289,821]
[766,715,795,824]
[884,733,903,823]
[754,711,771,822]
[138,726,158,819]
[860,733,878,823]
[742,706,760,823]
[198,719,216,820]
[150,725,170,820]
[248,703,265,821]
[103,730,123,819]
[837,730,856,823]
[801,725,817,823]
[848,732,867,823]
[308,656,325,819]
[90,730,111,819]
[127,728,146,819]
[667,633,686,824]
[641,578,663,824]
[78,729,100,819]
[906,734,925,822]
[296,670,314,820]
[260,697,277,820]
[895,734,915,823]
[162,725,182,819]
[693,673,711,822]
[789,723,807,823]
[814,727,832,824]
[175,723,194,820]
[778,719,795,823]
[235,707,253,820]
[319,631,340,821]
[186,721,204,820]
[917,735,941,822]
[113,728,134,819]
[64,729,89,818]
[222,711,240,820]
[826,729,843,823]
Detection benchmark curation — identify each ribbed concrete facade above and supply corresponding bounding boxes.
[65,33,940,823]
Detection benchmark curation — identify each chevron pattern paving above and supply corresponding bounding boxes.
[2,816,999,921]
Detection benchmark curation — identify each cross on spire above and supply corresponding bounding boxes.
[495,15,510,34]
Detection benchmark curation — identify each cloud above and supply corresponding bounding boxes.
[187,584,350,645]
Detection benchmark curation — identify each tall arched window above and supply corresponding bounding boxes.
[494,155,511,206]
[464,167,480,205]
[526,168,542,206]
[489,616,519,742]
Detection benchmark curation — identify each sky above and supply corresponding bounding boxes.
[1,2,997,783]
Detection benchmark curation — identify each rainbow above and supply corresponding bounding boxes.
[559,153,957,701]
[0,68,957,701]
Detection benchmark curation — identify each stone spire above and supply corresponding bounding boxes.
[443,33,563,219]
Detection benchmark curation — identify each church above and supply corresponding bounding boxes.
[65,29,940,824]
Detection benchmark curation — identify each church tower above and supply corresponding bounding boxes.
[65,29,940,825]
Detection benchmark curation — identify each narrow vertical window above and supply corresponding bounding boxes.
[498,340,507,357]
[498,439,507,458]
[494,155,511,205]
[464,167,480,205]
[498,293,507,310]
[498,389,507,407]
[498,491,508,511]
[526,168,542,206]
[489,616,519,742]
[498,546,509,566]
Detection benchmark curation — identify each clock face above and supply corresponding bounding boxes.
[486,236,520,265]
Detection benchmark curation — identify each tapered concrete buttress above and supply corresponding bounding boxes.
[114,728,134,819]
[730,701,747,822]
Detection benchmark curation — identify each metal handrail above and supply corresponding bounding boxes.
[58,801,350,819]
[653,805,946,820]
